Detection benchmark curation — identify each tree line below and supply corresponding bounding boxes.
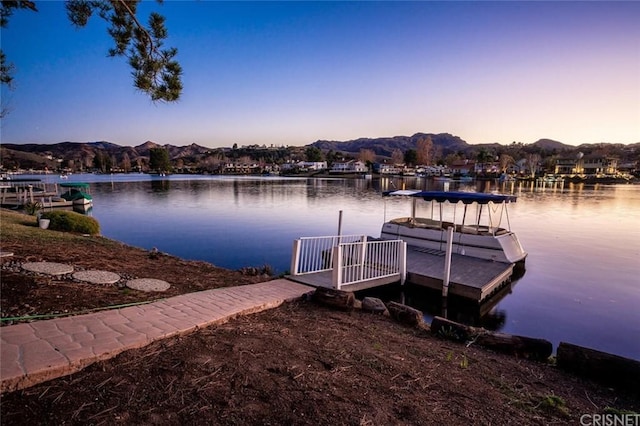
[4,139,637,177]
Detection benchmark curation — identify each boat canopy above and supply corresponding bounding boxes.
[383,190,517,204]
[60,182,90,188]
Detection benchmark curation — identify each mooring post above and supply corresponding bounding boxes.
[442,226,454,297]
[337,210,343,236]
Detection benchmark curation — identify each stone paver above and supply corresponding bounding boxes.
[126,278,171,292]
[21,262,74,275]
[0,279,312,393]
[73,270,121,285]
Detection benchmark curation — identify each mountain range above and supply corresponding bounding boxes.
[1,133,637,171]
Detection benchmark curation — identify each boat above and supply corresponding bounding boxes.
[380,190,527,269]
[433,174,452,182]
[59,182,93,207]
[537,175,564,184]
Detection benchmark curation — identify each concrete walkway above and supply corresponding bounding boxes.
[0,279,312,393]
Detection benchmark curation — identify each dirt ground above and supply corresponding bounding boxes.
[1,213,638,425]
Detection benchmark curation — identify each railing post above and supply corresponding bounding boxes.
[332,244,343,290]
[399,241,407,285]
[359,236,367,281]
[290,239,301,275]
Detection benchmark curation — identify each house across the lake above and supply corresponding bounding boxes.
[330,161,367,174]
[554,154,618,176]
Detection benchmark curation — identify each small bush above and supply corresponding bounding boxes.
[40,211,100,235]
[23,201,43,216]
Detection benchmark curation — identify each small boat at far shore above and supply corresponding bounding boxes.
[58,182,93,207]
[380,190,527,269]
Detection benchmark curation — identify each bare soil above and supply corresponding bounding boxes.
[1,212,638,425]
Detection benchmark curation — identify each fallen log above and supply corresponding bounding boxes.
[557,342,640,393]
[475,333,552,361]
[431,317,552,361]
[311,287,355,311]
[430,316,476,342]
[386,302,424,327]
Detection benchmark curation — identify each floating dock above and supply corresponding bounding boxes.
[287,240,515,303]
[404,246,514,302]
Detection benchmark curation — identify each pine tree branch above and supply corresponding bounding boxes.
[112,0,155,57]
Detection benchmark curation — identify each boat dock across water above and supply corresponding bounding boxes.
[0,180,92,211]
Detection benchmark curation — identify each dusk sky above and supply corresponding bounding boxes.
[1,1,639,148]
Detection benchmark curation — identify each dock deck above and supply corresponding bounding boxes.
[287,270,401,293]
[405,246,514,302]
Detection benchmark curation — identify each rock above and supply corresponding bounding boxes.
[362,297,388,315]
[311,287,355,311]
[386,301,424,327]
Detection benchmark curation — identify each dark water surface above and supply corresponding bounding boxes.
[28,173,640,360]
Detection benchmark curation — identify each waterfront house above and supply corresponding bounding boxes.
[330,161,367,174]
[554,155,618,176]
[449,160,476,175]
[374,163,403,175]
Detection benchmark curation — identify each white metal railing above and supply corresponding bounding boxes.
[290,235,365,275]
[332,238,407,289]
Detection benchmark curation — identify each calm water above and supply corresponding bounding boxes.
[28,173,640,360]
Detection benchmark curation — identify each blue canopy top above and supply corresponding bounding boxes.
[383,190,517,204]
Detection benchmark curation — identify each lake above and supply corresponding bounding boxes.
[25,173,640,360]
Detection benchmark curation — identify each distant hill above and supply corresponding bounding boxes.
[530,139,574,152]
[311,133,470,157]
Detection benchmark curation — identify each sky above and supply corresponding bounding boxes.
[1,1,639,148]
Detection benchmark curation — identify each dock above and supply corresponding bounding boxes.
[288,235,514,303]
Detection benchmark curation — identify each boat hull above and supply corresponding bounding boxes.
[380,220,527,264]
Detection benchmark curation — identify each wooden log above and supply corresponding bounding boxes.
[430,316,475,342]
[475,333,552,362]
[311,287,355,311]
[557,342,640,392]
[386,302,424,327]
[431,317,552,361]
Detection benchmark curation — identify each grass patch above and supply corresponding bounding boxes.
[537,394,570,417]
[1,209,110,247]
[40,211,100,235]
